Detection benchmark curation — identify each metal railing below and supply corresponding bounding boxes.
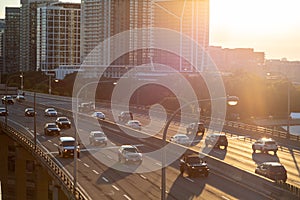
[0,122,89,200]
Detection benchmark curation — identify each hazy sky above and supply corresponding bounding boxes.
[1,0,300,61]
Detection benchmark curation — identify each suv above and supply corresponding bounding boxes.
[205,133,228,149]
[252,138,278,154]
[118,145,142,164]
[57,137,80,158]
[44,123,61,136]
[255,162,287,182]
[118,111,133,123]
[56,117,71,129]
[89,131,108,146]
[186,122,205,135]
[179,154,209,178]
[2,95,14,104]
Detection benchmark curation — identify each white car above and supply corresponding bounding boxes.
[126,120,142,130]
[170,134,190,145]
[92,111,105,120]
[44,108,58,117]
[89,131,108,146]
[252,138,278,154]
[118,145,142,164]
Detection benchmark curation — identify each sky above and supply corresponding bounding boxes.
[0,0,300,61]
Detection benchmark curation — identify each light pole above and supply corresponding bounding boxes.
[161,96,238,200]
[20,72,24,93]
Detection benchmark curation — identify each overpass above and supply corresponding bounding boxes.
[0,92,299,199]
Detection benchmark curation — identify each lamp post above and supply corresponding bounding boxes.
[161,96,238,200]
[20,73,24,93]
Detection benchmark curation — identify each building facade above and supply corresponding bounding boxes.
[0,19,5,74]
[20,0,58,72]
[3,7,20,74]
[81,0,152,67]
[36,2,81,72]
[153,0,210,72]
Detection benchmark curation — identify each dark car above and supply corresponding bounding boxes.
[56,117,71,129]
[0,107,8,116]
[44,123,61,136]
[25,108,36,117]
[205,133,228,149]
[255,162,287,182]
[2,95,14,104]
[118,111,133,123]
[186,122,205,135]
[179,154,209,178]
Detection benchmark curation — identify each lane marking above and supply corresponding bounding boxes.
[53,143,58,147]
[221,196,230,200]
[48,140,52,143]
[112,185,120,191]
[123,194,131,200]
[102,177,109,182]
[92,170,99,175]
[106,155,113,159]
[140,175,147,179]
[185,177,194,182]
[156,162,162,166]
[83,163,90,168]
[41,136,46,139]
[78,159,82,162]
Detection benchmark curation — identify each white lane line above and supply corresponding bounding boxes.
[78,159,82,162]
[221,196,231,200]
[48,140,52,143]
[111,142,115,145]
[92,170,99,175]
[123,194,131,200]
[83,163,90,168]
[185,177,194,183]
[102,177,109,182]
[112,185,120,191]
[140,175,147,179]
[106,155,113,159]
[53,143,58,147]
[155,162,162,166]
[41,136,46,139]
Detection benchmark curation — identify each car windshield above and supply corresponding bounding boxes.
[62,141,75,146]
[47,124,57,128]
[27,108,34,111]
[271,165,286,172]
[131,121,140,125]
[265,141,276,145]
[178,135,188,139]
[59,118,69,121]
[0,108,6,111]
[94,132,105,137]
[124,147,138,153]
[187,156,201,164]
[47,109,55,112]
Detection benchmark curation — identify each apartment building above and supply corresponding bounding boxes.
[36,2,81,72]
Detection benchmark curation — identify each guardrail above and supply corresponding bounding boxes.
[0,122,89,200]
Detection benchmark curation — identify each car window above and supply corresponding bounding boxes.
[187,157,201,164]
[94,132,105,137]
[124,147,138,153]
[47,124,57,128]
[62,141,75,146]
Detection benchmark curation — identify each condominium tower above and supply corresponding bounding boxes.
[36,2,81,72]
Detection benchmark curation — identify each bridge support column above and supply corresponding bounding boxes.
[0,134,9,198]
[35,164,50,200]
[15,146,31,200]
[52,184,68,200]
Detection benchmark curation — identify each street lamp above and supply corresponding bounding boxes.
[161,96,239,200]
[20,72,24,93]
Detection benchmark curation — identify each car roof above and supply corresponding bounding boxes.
[128,120,140,123]
[184,154,201,158]
[57,116,68,120]
[208,133,226,136]
[25,107,33,110]
[174,134,188,137]
[59,137,75,142]
[46,108,55,110]
[258,138,275,142]
[90,131,105,134]
[262,162,283,166]
[46,123,56,125]
[120,145,136,149]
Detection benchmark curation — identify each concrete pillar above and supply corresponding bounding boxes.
[35,164,49,200]
[0,134,9,198]
[52,184,68,200]
[15,146,31,200]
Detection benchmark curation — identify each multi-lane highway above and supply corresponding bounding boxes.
[2,93,299,199]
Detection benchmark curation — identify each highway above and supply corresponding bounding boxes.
[2,94,298,199]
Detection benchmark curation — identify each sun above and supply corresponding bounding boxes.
[210,0,300,36]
